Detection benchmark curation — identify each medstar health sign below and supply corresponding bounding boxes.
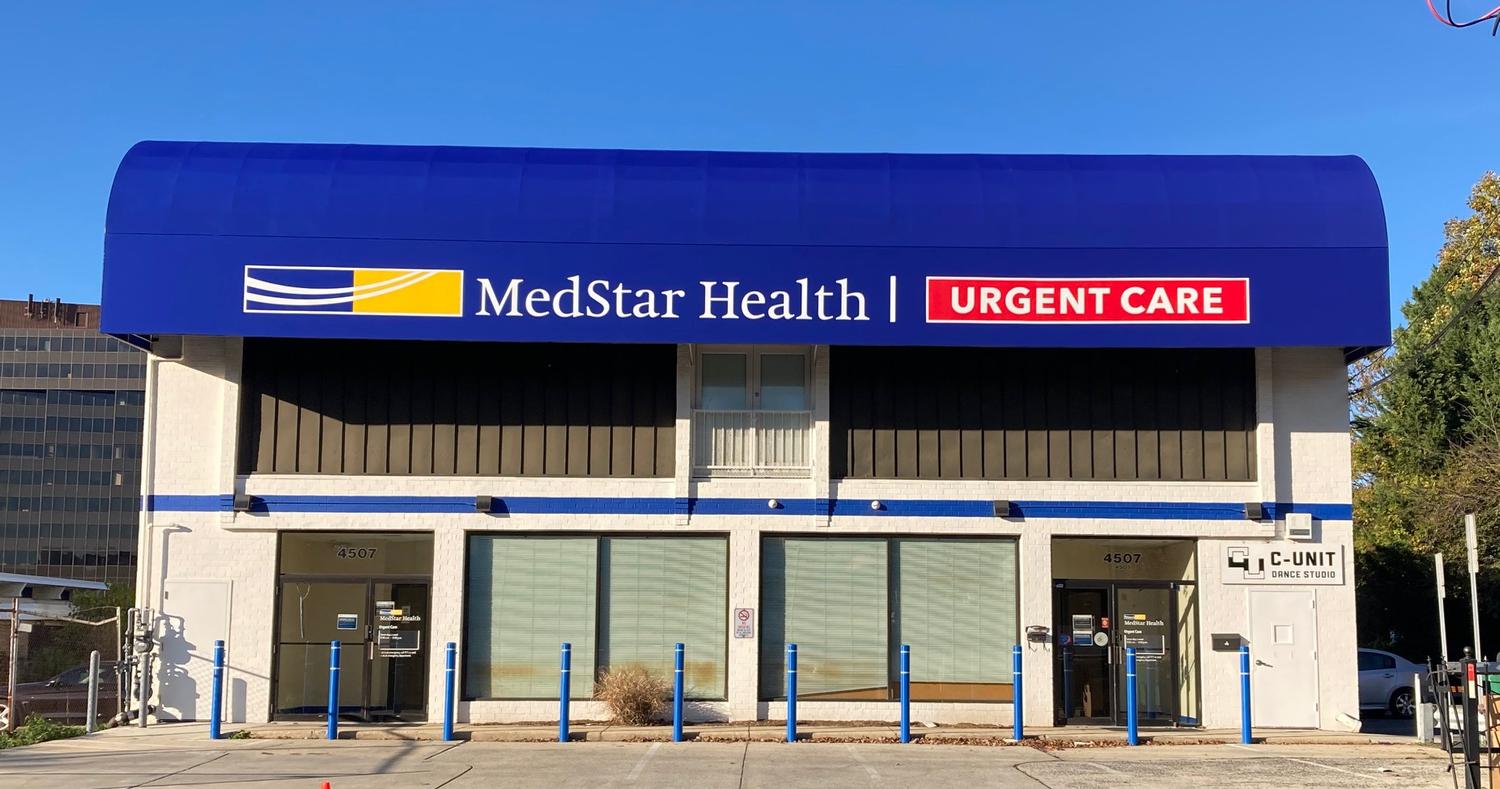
[240,267,1252,336]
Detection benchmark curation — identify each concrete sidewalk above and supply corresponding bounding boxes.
[232,719,1412,745]
[0,726,1453,789]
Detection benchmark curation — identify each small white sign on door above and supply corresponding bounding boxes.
[1223,544,1345,585]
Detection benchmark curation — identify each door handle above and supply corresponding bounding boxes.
[1255,659,1271,667]
[1382,673,1394,679]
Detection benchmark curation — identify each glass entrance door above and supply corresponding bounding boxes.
[1055,581,1192,726]
[274,579,430,722]
[1055,587,1112,722]
[367,582,429,721]
[1114,586,1175,726]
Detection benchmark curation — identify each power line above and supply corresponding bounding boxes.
[1350,259,1500,398]
[1426,0,1500,34]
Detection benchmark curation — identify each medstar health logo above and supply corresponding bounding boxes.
[243,266,464,317]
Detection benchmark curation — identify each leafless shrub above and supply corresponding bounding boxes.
[595,665,670,725]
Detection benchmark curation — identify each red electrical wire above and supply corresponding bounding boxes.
[1426,0,1500,29]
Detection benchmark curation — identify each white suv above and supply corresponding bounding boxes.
[1358,648,1422,718]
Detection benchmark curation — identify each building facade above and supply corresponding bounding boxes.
[102,142,1389,730]
[0,297,144,585]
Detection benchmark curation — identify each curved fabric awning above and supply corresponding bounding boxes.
[102,141,1390,349]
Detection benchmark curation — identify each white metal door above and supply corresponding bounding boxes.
[158,579,232,722]
[1248,590,1319,728]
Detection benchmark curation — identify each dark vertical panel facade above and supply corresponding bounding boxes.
[831,347,1257,482]
[239,340,675,477]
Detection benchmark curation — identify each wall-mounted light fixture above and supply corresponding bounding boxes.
[475,495,496,513]
[768,499,780,510]
[870,500,883,511]
[1244,502,1265,521]
[993,500,1013,518]
[232,493,253,513]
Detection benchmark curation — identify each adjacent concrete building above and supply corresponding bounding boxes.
[100,142,1390,730]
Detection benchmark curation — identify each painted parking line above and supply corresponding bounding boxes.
[1281,757,1382,778]
[625,741,661,783]
[846,745,882,782]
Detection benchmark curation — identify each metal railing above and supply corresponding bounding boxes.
[692,410,812,476]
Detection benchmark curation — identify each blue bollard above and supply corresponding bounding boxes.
[443,642,456,742]
[673,643,685,742]
[1012,643,1023,741]
[786,644,798,743]
[559,643,571,743]
[209,640,224,740]
[326,640,341,741]
[899,645,911,743]
[1125,647,1139,745]
[1239,644,1252,744]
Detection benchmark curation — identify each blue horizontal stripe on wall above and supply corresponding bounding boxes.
[144,494,1352,521]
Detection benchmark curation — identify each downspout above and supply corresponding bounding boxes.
[135,348,161,612]
[135,338,181,611]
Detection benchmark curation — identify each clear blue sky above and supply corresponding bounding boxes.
[2,2,1496,327]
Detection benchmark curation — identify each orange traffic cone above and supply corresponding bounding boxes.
[321,783,331,789]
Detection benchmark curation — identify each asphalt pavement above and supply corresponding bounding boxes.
[0,729,1456,788]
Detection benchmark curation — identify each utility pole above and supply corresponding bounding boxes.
[1437,553,1451,661]
[1466,514,1483,660]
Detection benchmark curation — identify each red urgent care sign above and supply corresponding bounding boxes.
[925,277,1250,324]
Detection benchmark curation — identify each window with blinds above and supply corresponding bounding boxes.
[759,538,890,700]
[599,537,727,699]
[893,540,1018,701]
[465,536,598,699]
[759,536,1019,702]
[466,535,728,701]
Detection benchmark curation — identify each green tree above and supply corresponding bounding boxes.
[1354,172,1500,659]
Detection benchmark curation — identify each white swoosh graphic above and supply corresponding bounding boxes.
[245,270,441,306]
[245,269,425,296]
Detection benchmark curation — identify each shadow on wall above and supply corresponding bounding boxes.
[155,614,197,722]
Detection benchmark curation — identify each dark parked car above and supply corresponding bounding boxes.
[11,661,122,725]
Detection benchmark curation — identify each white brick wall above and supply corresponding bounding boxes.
[141,339,1359,729]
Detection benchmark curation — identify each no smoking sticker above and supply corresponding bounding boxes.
[734,608,755,639]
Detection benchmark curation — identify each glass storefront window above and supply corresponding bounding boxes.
[465,535,728,700]
[760,537,889,700]
[759,536,1019,701]
[895,539,1018,701]
[466,536,598,699]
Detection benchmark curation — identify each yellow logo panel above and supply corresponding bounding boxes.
[351,269,464,316]
[243,266,464,317]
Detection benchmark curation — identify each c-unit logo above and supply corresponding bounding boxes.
[243,266,464,317]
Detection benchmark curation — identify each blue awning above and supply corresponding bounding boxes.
[102,141,1390,349]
